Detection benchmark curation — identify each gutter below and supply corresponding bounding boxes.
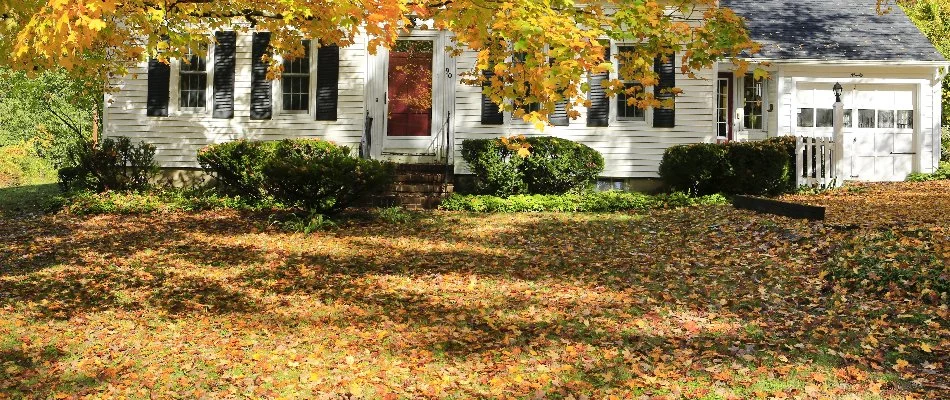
[739,58,950,68]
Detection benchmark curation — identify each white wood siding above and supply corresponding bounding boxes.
[105,34,368,169]
[451,50,716,178]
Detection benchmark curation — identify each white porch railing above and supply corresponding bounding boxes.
[796,136,841,188]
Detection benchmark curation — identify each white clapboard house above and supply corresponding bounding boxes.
[104,0,948,187]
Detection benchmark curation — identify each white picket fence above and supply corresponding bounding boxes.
[796,136,840,188]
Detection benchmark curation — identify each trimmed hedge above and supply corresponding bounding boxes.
[460,136,604,196]
[262,140,394,212]
[438,191,728,213]
[659,136,795,196]
[198,139,393,213]
[197,139,277,198]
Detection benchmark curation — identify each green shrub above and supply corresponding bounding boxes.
[198,139,394,213]
[0,141,57,188]
[260,139,394,213]
[460,136,604,196]
[907,161,950,182]
[520,137,605,194]
[659,137,794,195]
[59,136,158,192]
[459,138,526,196]
[725,140,794,195]
[658,143,729,195]
[197,139,278,198]
[438,191,727,213]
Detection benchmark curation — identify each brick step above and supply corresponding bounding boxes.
[393,172,452,185]
[394,193,452,210]
[386,183,454,194]
[393,163,451,174]
[362,192,451,210]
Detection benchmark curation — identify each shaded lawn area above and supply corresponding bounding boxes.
[0,182,947,398]
[0,183,61,218]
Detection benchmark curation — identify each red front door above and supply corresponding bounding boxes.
[387,40,433,137]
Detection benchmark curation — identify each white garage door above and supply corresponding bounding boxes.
[795,83,916,181]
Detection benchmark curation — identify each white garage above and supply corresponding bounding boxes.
[795,83,919,181]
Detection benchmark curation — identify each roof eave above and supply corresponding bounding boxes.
[737,57,950,67]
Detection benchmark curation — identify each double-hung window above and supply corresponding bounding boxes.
[616,46,645,121]
[282,40,311,113]
[179,46,208,110]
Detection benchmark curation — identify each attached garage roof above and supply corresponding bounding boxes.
[722,0,946,62]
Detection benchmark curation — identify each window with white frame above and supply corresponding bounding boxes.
[742,74,764,130]
[282,40,311,112]
[179,45,209,110]
[615,45,645,121]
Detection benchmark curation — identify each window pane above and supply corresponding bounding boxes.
[282,40,311,112]
[843,109,853,128]
[815,108,834,127]
[179,47,207,109]
[858,109,875,128]
[797,108,814,127]
[743,75,763,130]
[617,82,644,120]
[878,110,895,128]
[897,110,913,129]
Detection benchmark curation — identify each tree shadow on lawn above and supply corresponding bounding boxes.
[0,207,944,395]
[0,341,114,399]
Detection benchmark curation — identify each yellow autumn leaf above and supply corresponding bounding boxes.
[893,359,909,371]
[920,343,932,353]
[88,18,107,31]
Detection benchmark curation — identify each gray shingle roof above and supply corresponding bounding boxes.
[721,0,945,62]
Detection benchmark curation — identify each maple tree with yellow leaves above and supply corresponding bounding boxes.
[0,0,756,124]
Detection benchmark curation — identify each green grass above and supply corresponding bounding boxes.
[0,183,62,218]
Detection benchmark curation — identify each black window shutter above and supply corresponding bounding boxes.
[587,46,610,127]
[550,100,569,126]
[315,44,339,121]
[146,58,170,117]
[213,31,236,119]
[250,32,272,120]
[480,70,504,125]
[653,53,676,128]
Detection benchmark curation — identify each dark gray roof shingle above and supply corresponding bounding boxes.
[721,0,945,61]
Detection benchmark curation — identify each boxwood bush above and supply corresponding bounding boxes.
[659,136,795,196]
[198,139,393,213]
[460,136,604,196]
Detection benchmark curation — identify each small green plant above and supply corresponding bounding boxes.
[376,206,414,224]
[438,191,727,213]
[272,211,337,234]
[906,161,950,182]
[60,188,284,215]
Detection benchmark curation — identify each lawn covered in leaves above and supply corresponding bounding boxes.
[1,181,948,399]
